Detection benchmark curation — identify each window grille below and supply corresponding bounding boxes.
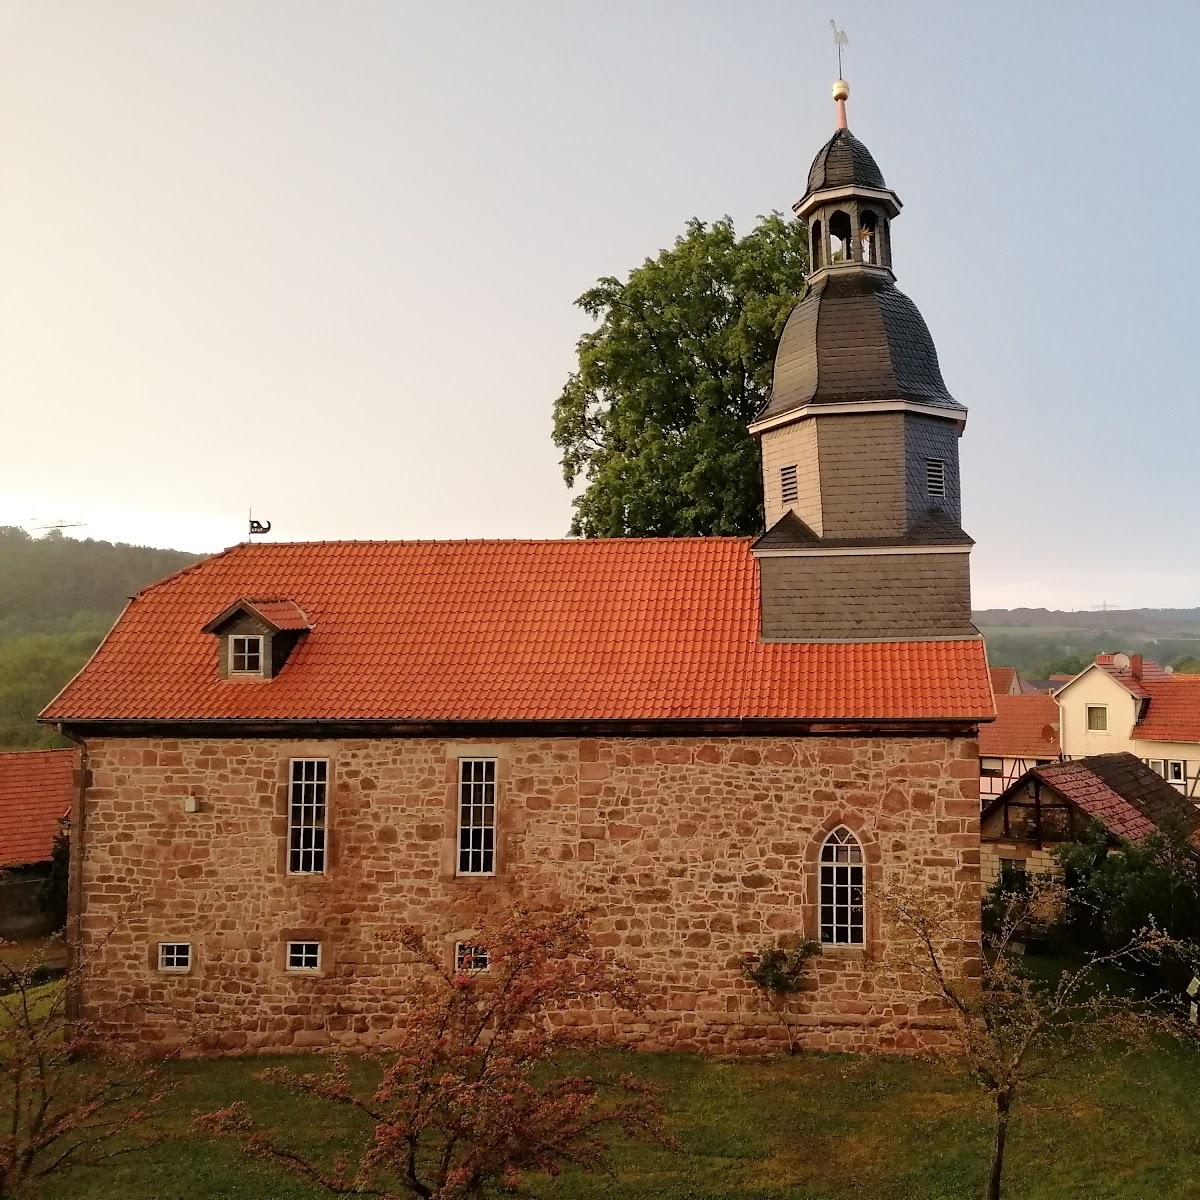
[158,942,191,972]
[455,942,490,972]
[288,759,328,873]
[286,941,321,971]
[819,827,865,946]
[230,634,263,673]
[780,464,799,505]
[458,759,496,875]
[926,459,947,498]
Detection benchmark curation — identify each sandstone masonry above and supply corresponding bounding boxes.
[75,732,981,1055]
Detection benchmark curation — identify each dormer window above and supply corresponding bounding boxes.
[230,634,263,675]
[203,598,311,681]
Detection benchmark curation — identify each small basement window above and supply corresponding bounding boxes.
[780,464,798,506]
[286,941,321,972]
[455,943,490,973]
[230,634,263,674]
[158,942,191,972]
[926,458,947,498]
[1086,705,1108,732]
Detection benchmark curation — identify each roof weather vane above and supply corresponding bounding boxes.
[248,509,272,537]
[829,19,849,79]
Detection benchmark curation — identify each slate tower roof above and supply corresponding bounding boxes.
[748,78,977,644]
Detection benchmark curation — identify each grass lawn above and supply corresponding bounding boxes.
[38,1038,1200,1200]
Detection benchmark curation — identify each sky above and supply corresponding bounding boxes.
[2,1,1198,610]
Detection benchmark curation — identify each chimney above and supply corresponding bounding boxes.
[1130,654,1144,680]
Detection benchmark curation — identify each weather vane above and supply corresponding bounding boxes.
[248,508,272,537]
[829,19,849,79]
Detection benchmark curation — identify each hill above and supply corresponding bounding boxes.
[0,528,201,747]
[972,608,1200,679]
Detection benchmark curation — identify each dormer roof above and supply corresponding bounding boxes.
[201,597,312,634]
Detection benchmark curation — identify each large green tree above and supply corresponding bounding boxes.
[553,214,808,537]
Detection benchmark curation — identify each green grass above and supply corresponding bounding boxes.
[36,1040,1200,1200]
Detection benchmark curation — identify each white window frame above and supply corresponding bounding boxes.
[457,758,497,876]
[1148,758,1165,776]
[1086,705,1108,732]
[780,464,799,505]
[454,942,490,973]
[819,826,865,947]
[157,942,192,973]
[926,458,947,498]
[288,758,329,875]
[980,757,1004,778]
[1167,760,1187,783]
[285,941,321,972]
[229,633,264,675]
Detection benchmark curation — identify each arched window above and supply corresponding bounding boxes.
[819,827,865,945]
[828,210,852,263]
[859,209,879,265]
[810,219,823,269]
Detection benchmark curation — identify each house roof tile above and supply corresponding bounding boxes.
[1132,676,1200,743]
[42,539,993,725]
[978,693,1060,759]
[990,753,1199,845]
[0,749,76,867]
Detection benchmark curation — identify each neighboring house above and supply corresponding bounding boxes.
[989,666,1024,696]
[40,83,993,1056]
[0,748,76,937]
[1054,653,1200,799]
[981,753,1200,887]
[978,693,1060,798]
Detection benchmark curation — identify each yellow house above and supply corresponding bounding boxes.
[1054,654,1200,800]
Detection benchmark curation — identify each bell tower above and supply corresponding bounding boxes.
[750,79,975,642]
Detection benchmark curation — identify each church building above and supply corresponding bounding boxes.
[43,81,991,1055]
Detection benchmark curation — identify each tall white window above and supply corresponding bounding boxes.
[458,758,496,875]
[819,827,865,946]
[926,459,947,498]
[1086,705,1108,732]
[230,634,263,674]
[289,759,328,874]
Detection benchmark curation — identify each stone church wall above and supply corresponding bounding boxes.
[74,733,981,1055]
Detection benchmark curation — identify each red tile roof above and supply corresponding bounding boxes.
[1001,754,1200,844]
[209,598,312,632]
[1132,676,1200,743]
[0,749,76,867]
[977,693,1060,759]
[989,666,1018,696]
[42,539,993,725]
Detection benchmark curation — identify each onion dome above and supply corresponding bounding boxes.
[805,128,886,197]
[756,271,961,423]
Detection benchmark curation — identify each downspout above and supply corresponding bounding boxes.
[60,726,87,1023]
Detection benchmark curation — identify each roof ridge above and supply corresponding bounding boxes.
[221,536,755,547]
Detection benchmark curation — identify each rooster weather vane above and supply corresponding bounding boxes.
[829,19,849,78]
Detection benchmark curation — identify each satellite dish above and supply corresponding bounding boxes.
[1166,665,1175,675]
[1113,652,1131,671]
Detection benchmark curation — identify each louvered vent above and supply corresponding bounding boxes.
[780,464,798,505]
[926,459,946,498]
